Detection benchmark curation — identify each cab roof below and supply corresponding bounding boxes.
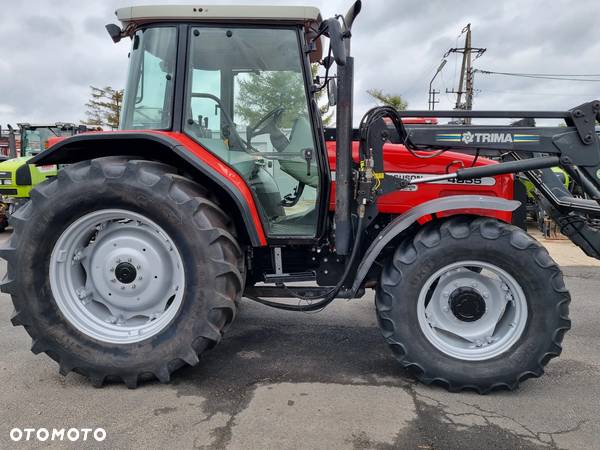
[115,4,322,27]
[17,123,76,130]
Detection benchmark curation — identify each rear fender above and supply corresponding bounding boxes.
[29,131,267,246]
[351,195,521,295]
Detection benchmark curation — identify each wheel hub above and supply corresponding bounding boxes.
[450,287,486,322]
[115,262,137,284]
[49,209,185,344]
[417,261,528,361]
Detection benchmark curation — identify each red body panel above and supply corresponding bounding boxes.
[326,141,514,223]
[46,136,66,149]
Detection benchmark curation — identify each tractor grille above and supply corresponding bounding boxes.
[0,188,17,195]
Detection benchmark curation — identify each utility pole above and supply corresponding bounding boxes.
[444,24,486,123]
[428,89,440,111]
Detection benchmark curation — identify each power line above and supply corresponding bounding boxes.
[475,69,600,82]
[482,71,600,77]
[480,89,594,97]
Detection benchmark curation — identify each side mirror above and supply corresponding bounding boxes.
[105,24,122,43]
[320,19,346,66]
[328,78,337,107]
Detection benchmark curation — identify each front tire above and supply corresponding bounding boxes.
[375,216,571,393]
[1,158,244,388]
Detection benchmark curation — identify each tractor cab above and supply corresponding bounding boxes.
[18,123,77,157]
[117,6,326,239]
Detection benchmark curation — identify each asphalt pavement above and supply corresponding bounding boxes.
[0,229,599,449]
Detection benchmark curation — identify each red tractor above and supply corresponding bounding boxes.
[5,2,600,393]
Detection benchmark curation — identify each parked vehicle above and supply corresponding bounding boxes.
[0,123,84,220]
[4,2,599,393]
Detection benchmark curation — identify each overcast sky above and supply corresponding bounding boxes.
[1,0,599,126]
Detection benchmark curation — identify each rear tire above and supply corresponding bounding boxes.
[375,216,571,393]
[1,158,244,388]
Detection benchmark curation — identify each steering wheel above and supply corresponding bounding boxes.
[190,92,252,150]
[246,106,286,144]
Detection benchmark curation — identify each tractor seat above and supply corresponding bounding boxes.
[279,117,319,188]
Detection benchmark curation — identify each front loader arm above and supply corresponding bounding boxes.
[357,101,600,206]
[352,100,600,274]
[394,101,600,194]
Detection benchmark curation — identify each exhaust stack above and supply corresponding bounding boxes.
[334,1,361,256]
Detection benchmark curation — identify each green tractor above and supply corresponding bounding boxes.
[520,167,570,220]
[0,123,80,226]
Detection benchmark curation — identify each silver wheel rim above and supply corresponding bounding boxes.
[49,209,185,344]
[417,260,527,361]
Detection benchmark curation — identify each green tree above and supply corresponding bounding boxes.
[235,72,307,129]
[367,89,408,110]
[82,86,124,130]
[234,66,333,129]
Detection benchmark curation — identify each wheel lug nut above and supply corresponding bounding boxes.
[128,258,132,263]
[109,267,115,272]
[131,284,136,289]
[136,265,141,269]
[111,278,117,283]
[121,286,125,290]
[138,276,143,281]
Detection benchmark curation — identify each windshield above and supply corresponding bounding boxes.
[21,127,74,156]
[120,27,178,130]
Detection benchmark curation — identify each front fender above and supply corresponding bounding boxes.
[350,195,521,295]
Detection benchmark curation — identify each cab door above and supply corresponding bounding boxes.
[184,26,323,239]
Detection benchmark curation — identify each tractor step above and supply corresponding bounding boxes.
[263,271,316,284]
[246,285,364,299]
